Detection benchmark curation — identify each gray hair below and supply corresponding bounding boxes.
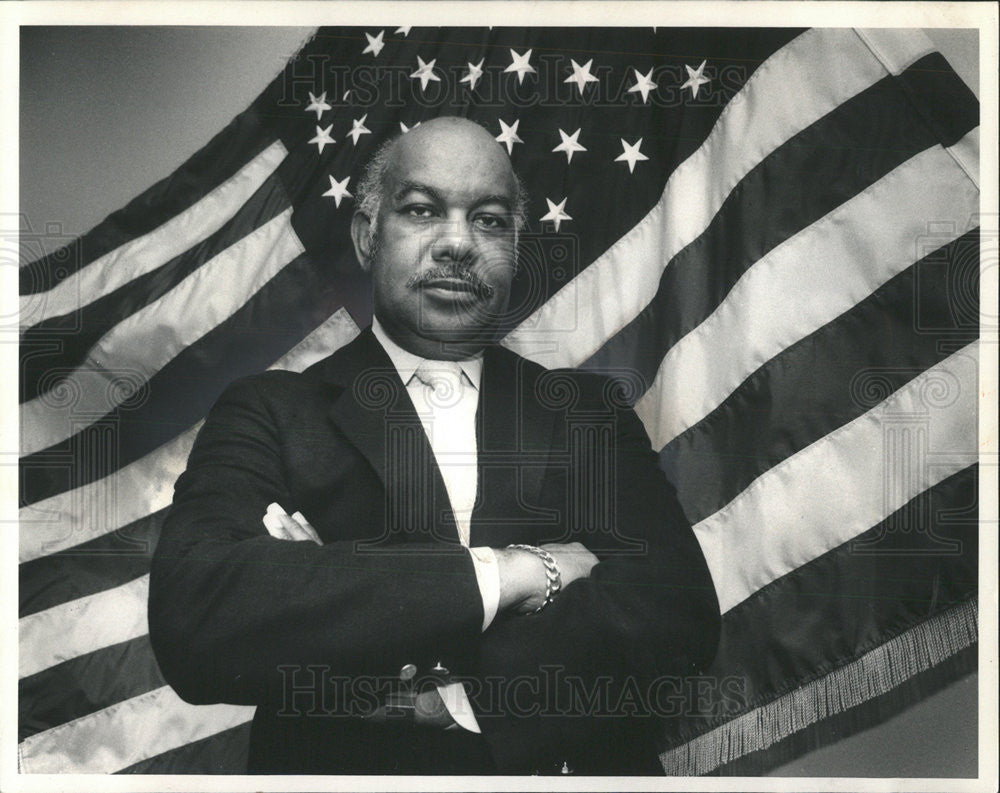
[354,130,530,263]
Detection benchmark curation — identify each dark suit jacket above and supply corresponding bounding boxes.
[148,327,720,774]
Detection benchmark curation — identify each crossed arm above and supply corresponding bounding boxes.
[261,502,600,727]
[148,373,720,771]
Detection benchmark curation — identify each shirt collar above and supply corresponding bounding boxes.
[371,316,483,390]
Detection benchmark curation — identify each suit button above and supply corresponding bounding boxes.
[399,664,417,681]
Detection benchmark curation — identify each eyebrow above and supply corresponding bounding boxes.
[393,181,514,212]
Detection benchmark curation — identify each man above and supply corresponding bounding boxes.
[148,117,720,775]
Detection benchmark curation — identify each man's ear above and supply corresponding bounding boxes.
[350,211,373,272]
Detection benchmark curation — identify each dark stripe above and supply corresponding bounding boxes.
[20,173,293,403]
[19,635,165,742]
[659,464,977,751]
[19,510,164,618]
[582,53,979,385]
[895,51,980,149]
[118,722,251,774]
[659,229,979,524]
[710,645,977,776]
[19,250,367,508]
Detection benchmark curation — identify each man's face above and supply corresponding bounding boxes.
[358,120,519,357]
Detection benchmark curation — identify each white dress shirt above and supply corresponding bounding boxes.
[371,318,498,732]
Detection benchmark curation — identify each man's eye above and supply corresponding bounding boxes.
[405,206,434,218]
[474,214,509,230]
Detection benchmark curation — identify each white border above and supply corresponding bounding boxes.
[1,3,996,792]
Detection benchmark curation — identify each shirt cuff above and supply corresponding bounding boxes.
[469,546,500,632]
[437,682,481,733]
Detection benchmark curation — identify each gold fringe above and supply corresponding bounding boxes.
[659,599,978,775]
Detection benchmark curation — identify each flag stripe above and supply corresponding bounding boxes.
[20,635,164,742]
[18,252,369,508]
[661,230,979,525]
[19,209,305,456]
[659,598,977,775]
[656,465,976,755]
[695,341,978,613]
[17,686,255,774]
[20,511,163,618]
[502,27,935,369]
[118,723,252,774]
[20,166,296,405]
[582,54,979,384]
[19,308,360,562]
[20,575,150,679]
[634,138,978,450]
[711,464,976,699]
[16,54,317,299]
[18,142,288,332]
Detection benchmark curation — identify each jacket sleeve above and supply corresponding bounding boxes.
[470,388,721,772]
[148,375,485,707]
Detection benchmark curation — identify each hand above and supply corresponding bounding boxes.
[261,503,322,544]
[361,688,457,730]
[540,541,599,587]
[413,688,457,729]
[497,542,599,615]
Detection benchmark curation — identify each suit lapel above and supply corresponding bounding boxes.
[470,345,556,548]
[322,329,461,546]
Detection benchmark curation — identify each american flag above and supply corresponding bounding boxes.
[18,26,980,774]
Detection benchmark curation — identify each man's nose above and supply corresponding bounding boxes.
[430,218,476,265]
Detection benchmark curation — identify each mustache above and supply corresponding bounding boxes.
[406,267,495,299]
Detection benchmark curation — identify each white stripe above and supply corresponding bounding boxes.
[17,685,253,774]
[695,343,978,614]
[853,27,935,76]
[501,28,936,369]
[18,141,288,330]
[634,138,979,451]
[20,208,305,456]
[948,126,980,189]
[20,575,149,678]
[18,308,360,563]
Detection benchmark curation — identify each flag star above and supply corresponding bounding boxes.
[460,58,485,91]
[615,137,649,173]
[627,67,657,104]
[495,118,523,155]
[505,49,536,84]
[399,120,421,133]
[552,127,586,163]
[347,113,372,145]
[323,175,352,207]
[363,30,385,57]
[305,91,331,120]
[681,60,710,99]
[410,56,441,91]
[564,58,599,94]
[308,124,336,154]
[395,26,412,36]
[540,197,572,232]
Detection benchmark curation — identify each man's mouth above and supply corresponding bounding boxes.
[422,278,476,293]
[413,272,494,300]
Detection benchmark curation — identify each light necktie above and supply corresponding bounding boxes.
[411,360,477,546]
[413,361,464,406]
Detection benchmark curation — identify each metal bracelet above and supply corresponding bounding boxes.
[507,543,562,613]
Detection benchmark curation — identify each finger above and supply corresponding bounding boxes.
[290,511,323,545]
[273,512,315,542]
[262,512,294,540]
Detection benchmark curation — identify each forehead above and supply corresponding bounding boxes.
[385,127,517,204]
